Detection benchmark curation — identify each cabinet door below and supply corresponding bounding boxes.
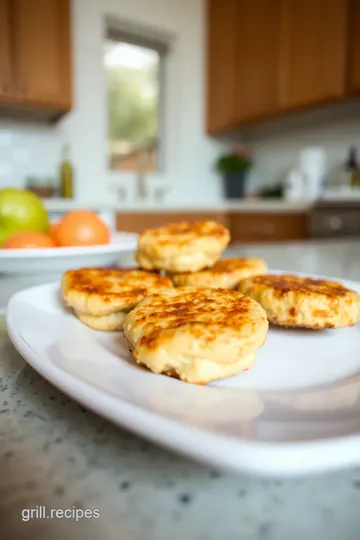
[13,0,71,110]
[206,0,237,134]
[347,0,360,94]
[228,213,308,243]
[0,0,13,101]
[280,0,347,109]
[235,0,282,124]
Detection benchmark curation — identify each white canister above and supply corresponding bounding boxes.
[298,147,327,199]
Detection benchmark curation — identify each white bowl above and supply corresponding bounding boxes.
[0,232,138,274]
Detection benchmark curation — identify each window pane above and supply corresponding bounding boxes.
[104,39,160,173]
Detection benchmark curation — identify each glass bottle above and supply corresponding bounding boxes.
[345,146,360,188]
[60,144,73,199]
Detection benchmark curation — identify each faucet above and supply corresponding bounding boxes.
[136,170,147,200]
[154,186,168,202]
[136,150,147,200]
[110,184,127,202]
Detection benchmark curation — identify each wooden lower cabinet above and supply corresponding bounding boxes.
[228,212,308,243]
[116,212,228,233]
[116,210,309,244]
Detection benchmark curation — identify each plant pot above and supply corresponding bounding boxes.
[27,186,56,198]
[223,171,247,199]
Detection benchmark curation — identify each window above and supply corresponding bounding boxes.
[104,26,167,173]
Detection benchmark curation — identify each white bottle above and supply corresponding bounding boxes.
[284,168,305,200]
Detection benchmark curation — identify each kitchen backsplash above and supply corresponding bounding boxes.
[3,101,360,201]
[245,101,360,193]
[0,121,63,190]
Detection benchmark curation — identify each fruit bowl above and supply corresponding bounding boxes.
[0,232,138,274]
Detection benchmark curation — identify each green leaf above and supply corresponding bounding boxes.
[214,152,252,174]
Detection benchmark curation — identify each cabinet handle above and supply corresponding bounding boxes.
[252,222,275,235]
[328,216,343,231]
[0,79,10,95]
[21,79,27,96]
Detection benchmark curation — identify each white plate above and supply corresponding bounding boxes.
[0,232,138,274]
[6,275,360,477]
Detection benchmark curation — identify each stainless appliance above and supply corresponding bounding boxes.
[308,201,360,238]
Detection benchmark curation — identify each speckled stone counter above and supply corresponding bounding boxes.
[2,240,360,540]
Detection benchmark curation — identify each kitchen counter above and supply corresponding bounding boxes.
[2,239,360,540]
[224,199,311,212]
[114,199,312,213]
[42,197,313,214]
[43,198,114,211]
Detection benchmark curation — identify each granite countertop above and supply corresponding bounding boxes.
[2,240,360,540]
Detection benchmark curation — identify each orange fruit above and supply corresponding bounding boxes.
[49,221,60,245]
[3,231,55,249]
[57,210,111,247]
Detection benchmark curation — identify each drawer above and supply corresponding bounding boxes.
[228,212,308,243]
[116,212,228,233]
[308,209,360,237]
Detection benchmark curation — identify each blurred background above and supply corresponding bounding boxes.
[1,0,360,244]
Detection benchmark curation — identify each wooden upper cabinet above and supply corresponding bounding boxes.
[206,0,237,133]
[0,0,13,101]
[347,0,360,94]
[13,0,71,111]
[235,0,282,124]
[279,0,348,110]
[206,0,356,133]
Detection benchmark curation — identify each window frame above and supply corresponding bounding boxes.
[104,18,170,174]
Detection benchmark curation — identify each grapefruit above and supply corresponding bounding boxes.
[57,210,110,247]
[4,231,55,249]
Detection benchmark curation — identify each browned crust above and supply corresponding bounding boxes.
[130,287,267,351]
[139,220,230,247]
[63,267,173,306]
[246,274,352,298]
[172,257,265,277]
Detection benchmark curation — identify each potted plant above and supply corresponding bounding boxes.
[215,145,253,199]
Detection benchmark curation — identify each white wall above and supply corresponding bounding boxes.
[0,0,225,205]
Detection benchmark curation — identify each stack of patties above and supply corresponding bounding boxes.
[61,267,173,331]
[135,219,267,289]
[125,220,269,384]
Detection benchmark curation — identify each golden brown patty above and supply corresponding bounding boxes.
[74,310,127,331]
[124,287,268,384]
[169,257,267,289]
[238,274,360,329]
[62,267,173,318]
[135,220,230,273]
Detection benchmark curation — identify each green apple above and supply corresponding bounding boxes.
[0,188,49,247]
